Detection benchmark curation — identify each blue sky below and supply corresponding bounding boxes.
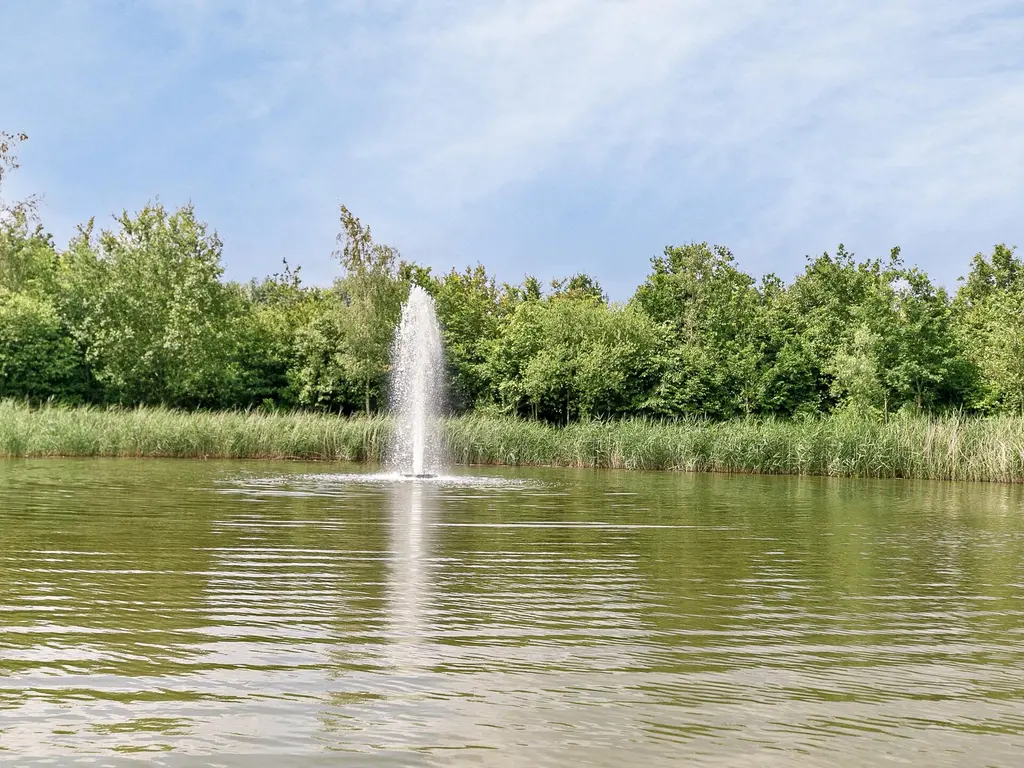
[2,1,1023,299]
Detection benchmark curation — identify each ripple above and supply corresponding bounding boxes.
[2,461,1023,764]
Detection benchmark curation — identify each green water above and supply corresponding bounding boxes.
[1,460,1023,766]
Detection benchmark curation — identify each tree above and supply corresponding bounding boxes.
[432,264,508,410]
[1,211,59,297]
[0,291,87,401]
[632,242,762,417]
[489,295,664,422]
[884,268,969,411]
[332,206,407,415]
[289,294,362,411]
[954,245,1024,412]
[786,245,898,411]
[826,262,972,415]
[228,261,326,409]
[66,203,237,405]
[830,325,887,415]
[956,244,1023,310]
[974,290,1024,413]
[746,275,819,416]
[550,272,607,302]
[0,132,37,221]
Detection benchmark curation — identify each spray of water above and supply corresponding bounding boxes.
[388,285,446,477]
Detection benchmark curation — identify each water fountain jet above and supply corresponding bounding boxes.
[388,285,446,478]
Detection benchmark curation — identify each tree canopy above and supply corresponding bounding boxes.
[1,132,1019,421]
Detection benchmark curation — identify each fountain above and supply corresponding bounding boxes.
[388,285,446,478]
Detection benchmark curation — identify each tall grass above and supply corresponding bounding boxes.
[446,412,1024,482]
[0,400,392,462]
[3,400,1024,482]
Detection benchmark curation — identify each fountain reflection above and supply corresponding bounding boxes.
[385,480,431,671]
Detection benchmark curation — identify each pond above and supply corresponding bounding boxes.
[1,459,1023,766]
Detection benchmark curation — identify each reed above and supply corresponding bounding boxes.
[3,400,1024,482]
[0,400,392,462]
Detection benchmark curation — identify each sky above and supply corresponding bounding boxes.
[2,0,1023,299]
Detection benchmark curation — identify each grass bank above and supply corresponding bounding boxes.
[2,400,1024,482]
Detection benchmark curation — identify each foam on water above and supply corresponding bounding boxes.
[220,471,535,497]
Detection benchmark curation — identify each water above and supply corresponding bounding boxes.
[2,459,1024,766]
[388,285,446,477]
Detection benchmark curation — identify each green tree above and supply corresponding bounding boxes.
[289,295,362,411]
[954,245,1024,412]
[746,275,819,416]
[65,203,236,405]
[632,242,762,417]
[827,262,972,415]
[228,260,326,408]
[0,291,87,401]
[786,245,898,411]
[0,148,92,402]
[974,290,1024,413]
[830,324,887,415]
[332,206,407,414]
[432,264,507,410]
[490,295,664,422]
[956,244,1022,310]
[550,272,607,302]
[0,212,59,298]
[884,268,970,411]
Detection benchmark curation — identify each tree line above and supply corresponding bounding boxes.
[2,133,1023,422]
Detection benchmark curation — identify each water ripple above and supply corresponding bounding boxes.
[1,460,1023,765]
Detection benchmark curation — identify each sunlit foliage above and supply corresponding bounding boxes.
[0,132,1018,422]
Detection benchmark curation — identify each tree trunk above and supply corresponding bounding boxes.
[364,379,370,416]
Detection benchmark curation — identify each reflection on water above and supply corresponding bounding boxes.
[389,482,427,670]
[1,459,1024,766]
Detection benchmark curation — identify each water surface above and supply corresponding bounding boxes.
[2,460,1023,766]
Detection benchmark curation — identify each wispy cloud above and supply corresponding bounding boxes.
[4,0,1023,294]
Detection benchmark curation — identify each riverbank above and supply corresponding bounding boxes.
[2,401,1023,482]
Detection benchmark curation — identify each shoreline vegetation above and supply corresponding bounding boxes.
[6,131,1024,482]
[3,402,1024,483]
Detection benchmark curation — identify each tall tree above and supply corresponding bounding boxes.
[956,244,1023,309]
[746,274,819,416]
[827,261,973,415]
[489,294,664,423]
[974,289,1024,413]
[830,325,887,415]
[884,268,969,411]
[786,245,897,411]
[632,242,761,417]
[550,272,607,302]
[432,264,506,410]
[0,211,59,297]
[0,292,87,401]
[954,244,1024,411]
[229,260,326,409]
[65,203,236,405]
[332,206,406,415]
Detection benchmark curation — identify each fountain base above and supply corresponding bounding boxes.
[402,473,437,479]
